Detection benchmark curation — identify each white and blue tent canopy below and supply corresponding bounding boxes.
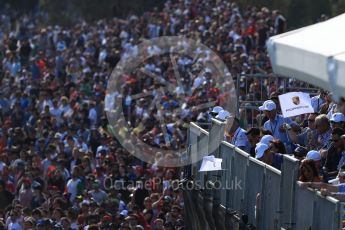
[267,13,345,100]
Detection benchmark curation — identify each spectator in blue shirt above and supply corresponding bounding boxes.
[259,100,299,153]
[311,90,327,113]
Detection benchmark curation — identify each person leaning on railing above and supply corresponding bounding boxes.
[304,150,323,177]
[299,165,345,199]
[255,141,283,170]
[300,166,345,229]
[300,181,345,202]
[298,159,322,182]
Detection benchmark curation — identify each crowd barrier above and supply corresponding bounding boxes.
[187,120,343,230]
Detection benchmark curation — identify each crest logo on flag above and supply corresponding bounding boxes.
[292,96,300,105]
[279,92,314,117]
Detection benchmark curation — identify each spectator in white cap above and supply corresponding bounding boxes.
[306,150,321,161]
[330,112,345,129]
[255,142,283,170]
[258,135,274,146]
[225,117,251,152]
[210,106,223,118]
[259,100,299,154]
[255,143,269,160]
[306,150,322,172]
[259,100,275,111]
[216,110,231,121]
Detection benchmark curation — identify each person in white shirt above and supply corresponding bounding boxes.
[104,91,119,112]
[88,101,97,127]
[6,210,22,230]
[66,168,83,203]
[311,90,326,113]
[50,99,63,124]
[59,96,72,115]
[192,74,206,89]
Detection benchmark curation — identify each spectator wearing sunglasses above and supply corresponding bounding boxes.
[245,127,261,157]
[323,128,345,180]
[336,134,345,171]
[293,145,308,161]
[288,113,319,150]
[330,113,345,130]
[314,114,332,150]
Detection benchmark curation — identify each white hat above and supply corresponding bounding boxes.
[211,106,223,114]
[205,68,212,73]
[306,150,321,161]
[54,133,62,140]
[120,210,128,217]
[259,100,276,111]
[81,200,90,206]
[330,113,345,123]
[216,110,231,120]
[255,143,269,159]
[328,178,340,185]
[259,135,274,145]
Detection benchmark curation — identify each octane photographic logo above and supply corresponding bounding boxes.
[106,36,237,167]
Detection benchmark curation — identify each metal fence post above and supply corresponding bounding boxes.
[279,155,300,229]
[208,119,226,230]
[262,165,281,230]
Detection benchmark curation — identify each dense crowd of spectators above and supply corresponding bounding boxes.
[0,0,289,229]
[3,0,343,229]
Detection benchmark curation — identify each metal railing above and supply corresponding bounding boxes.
[235,74,320,129]
[187,120,342,230]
